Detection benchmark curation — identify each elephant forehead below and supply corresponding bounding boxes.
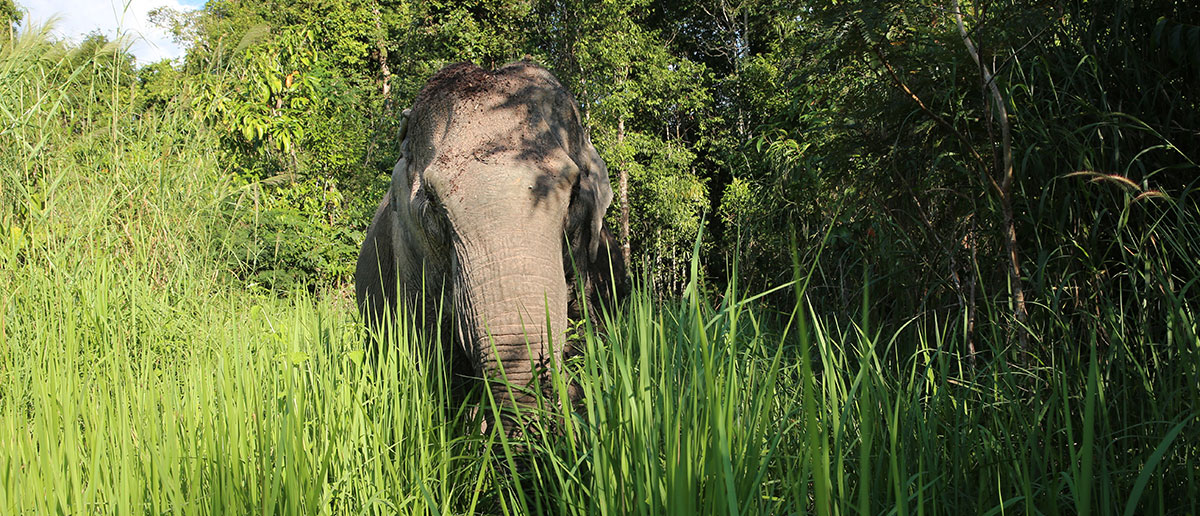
[421,117,580,201]
[428,155,576,210]
[414,61,566,118]
[410,71,582,172]
[425,102,573,160]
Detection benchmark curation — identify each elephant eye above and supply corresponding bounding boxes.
[418,184,451,235]
[425,187,448,216]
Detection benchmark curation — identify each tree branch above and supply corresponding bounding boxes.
[953,0,1029,351]
[872,44,991,181]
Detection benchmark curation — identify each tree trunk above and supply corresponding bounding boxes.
[372,2,390,99]
[618,116,631,271]
[954,0,1029,351]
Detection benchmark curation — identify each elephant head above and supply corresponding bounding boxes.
[355,61,627,432]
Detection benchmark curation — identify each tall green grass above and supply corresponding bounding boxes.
[2,25,1198,515]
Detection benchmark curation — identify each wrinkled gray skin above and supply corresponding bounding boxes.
[355,62,627,434]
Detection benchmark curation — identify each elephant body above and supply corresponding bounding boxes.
[355,61,628,431]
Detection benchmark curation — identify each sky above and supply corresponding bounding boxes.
[21,0,205,64]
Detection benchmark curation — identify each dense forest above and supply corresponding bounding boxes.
[13,0,1200,327]
[72,0,1200,342]
[1,0,1198,514]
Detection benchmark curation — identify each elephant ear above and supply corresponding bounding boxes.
[578,136,614,261]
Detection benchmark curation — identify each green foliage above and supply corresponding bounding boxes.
[1153,17,1200,75]
[0,21,227,298]
[610,133,708,291]
[134,59,183,112]
[177,6,391,288]
[198,27,318,160]
[11,0,1200,327]
[686,0,1200,350]
[530,0,713,290]
[215,180,360,293]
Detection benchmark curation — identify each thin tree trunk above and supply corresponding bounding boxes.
[967,220,979,358]
[618,116,631,271]
[372,2,390,99]
[954,0,1029,351]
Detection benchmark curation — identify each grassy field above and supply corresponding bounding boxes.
[2,27,1198,515]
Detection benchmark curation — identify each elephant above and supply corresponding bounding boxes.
[355,61,629,434]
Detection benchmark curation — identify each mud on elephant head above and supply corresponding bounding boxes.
[355,61,629,432]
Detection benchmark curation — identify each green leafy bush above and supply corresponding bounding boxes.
[214,179,360,293]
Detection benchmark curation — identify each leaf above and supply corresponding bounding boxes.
[1122,414,1194,516]
[285,351,310,365]
[1169,24,1184,58]
[1152,17,1167,48]
[1190,26,1200,68]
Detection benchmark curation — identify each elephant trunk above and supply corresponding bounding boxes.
[452,228,570,430]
